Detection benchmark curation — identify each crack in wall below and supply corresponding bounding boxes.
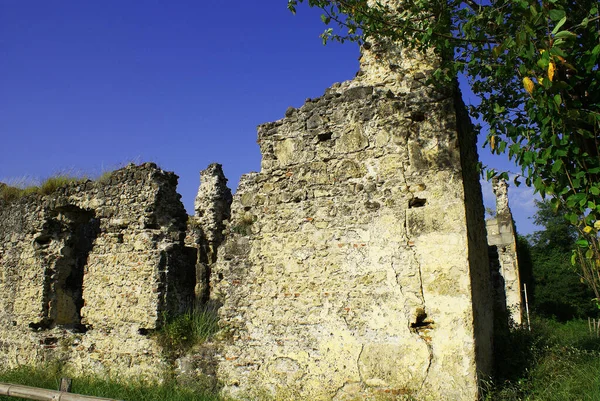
[399,161,434,395]
[356,344,365,385]
[419,342,434,392]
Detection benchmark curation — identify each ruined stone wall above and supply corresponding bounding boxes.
[486,179,522,324]
[211,42,493,400]
[0,163,194,379]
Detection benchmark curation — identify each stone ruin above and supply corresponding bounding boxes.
[0,163,193,378]
[209,39,495,401]
[486,179,523,325]
[0,18,524,401]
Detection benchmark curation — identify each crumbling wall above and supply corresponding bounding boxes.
[187,164,232,304]
[211,41,493,400]
[0,163,194,379]
[486,179,522,324]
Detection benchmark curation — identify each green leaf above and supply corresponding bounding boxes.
[567,212,579,224]
[554,94,562,106]
[549,9,566,22]
[554,30,577,39]
[576,239,590,247]
[552,16,567,35]
[552,159,564,173]
[530,5,538,17]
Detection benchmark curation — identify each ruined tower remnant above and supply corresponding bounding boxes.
[486,178,523,324]
[193,163,233,261]
[211,14,493,401]
[189,163,232,303]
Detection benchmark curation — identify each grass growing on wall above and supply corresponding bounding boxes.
[0,175,87,202]
[0,364,224,401]
[0,161,141,203]
[485,318,600,400]
[154,306,220,357]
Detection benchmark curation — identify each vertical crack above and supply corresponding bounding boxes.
[356,344,365,385]
[403,214,426,308]
[400,162,426,309]
[419,342,434,391]
[399,162,433,393]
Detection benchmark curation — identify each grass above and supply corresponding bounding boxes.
[2,316,598,400]
[0,364,223,401]
[0,174,88,202]
[230,213,255,236]
[486,317,600,400]
[0,307,222,400]
[154,307,220,357]
[0,160,146,203]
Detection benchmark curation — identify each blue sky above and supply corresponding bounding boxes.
[0,1,540,234]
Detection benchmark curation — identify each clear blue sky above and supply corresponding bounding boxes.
[0,1,539,234]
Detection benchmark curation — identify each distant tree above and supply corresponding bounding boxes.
[516,234,534,304]
[528,200,598,320]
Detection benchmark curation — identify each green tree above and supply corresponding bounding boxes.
[289,0,600,301]
[527,200,598,319]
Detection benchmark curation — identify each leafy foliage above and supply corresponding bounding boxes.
[289,0,600,301]
[484,318,600,400]
[526,200,598,320]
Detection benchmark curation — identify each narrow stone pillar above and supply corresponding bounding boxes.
[191,163,232,303]
[487,178,523,324]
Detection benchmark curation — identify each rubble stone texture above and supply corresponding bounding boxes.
[212,28,494,401]
[189,163,232,303]
[486,179,523,324]
[0,163,194,379]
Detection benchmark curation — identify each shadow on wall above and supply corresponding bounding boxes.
[30,205,100,332]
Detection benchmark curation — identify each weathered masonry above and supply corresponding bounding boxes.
[0,8,503,399]
[0,163,194,379]
[486,179,523,325]
[211,40,494,400]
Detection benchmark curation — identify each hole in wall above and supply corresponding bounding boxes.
[34,235,52,246]
[41,337,58,346]
[409,112,426,122]
[29,321,52,331]
[318,132,333,142]
[410,308,434,332]
[408,198,427,208]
